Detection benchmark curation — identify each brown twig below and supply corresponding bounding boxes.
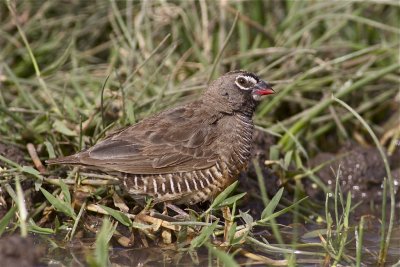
[26,143,46,174]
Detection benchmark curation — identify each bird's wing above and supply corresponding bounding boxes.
[48,102,222,174]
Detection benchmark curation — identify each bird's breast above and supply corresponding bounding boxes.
[232,113,254,169]
[217,113,254,177]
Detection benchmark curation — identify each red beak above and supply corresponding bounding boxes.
[253,81,275,95]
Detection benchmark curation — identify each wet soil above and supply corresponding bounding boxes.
[307,145,400,204]
[0,141,27,167]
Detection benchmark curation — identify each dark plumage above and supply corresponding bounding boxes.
[47,71,274,205]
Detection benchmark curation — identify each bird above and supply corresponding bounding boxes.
[47,70,274,205]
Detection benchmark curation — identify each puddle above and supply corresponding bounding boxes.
[15,217,396,266]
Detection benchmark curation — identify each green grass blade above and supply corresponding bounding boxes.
[257,197,308,224]
[59,179,71,205]
[0,205,17,236]
[15,176,27,237]
[99,205,132,227]
[216,192,246,208]
[28,219,55,235]
[94,217,117,267]
[40,187,76,219]
[190,220,219,249]
[261,187,284,220]
[203,181,239,216]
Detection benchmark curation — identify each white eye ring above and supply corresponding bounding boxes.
[235,75,257,90]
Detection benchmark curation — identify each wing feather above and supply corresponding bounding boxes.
[49,101,222,174]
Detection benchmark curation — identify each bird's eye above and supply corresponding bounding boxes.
[235,75,256,90]
[237,77,247,85]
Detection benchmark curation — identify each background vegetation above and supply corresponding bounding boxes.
[0,0,399,266]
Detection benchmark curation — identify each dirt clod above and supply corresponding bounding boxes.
[0,235,45,267]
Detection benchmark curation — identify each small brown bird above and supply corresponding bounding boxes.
[47,71,274,205]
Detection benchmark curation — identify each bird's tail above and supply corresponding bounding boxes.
[46,155,80,165]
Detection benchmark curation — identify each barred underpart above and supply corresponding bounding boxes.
[123,162,230,204]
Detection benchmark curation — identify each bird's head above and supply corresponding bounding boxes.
[204,70,275,114]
